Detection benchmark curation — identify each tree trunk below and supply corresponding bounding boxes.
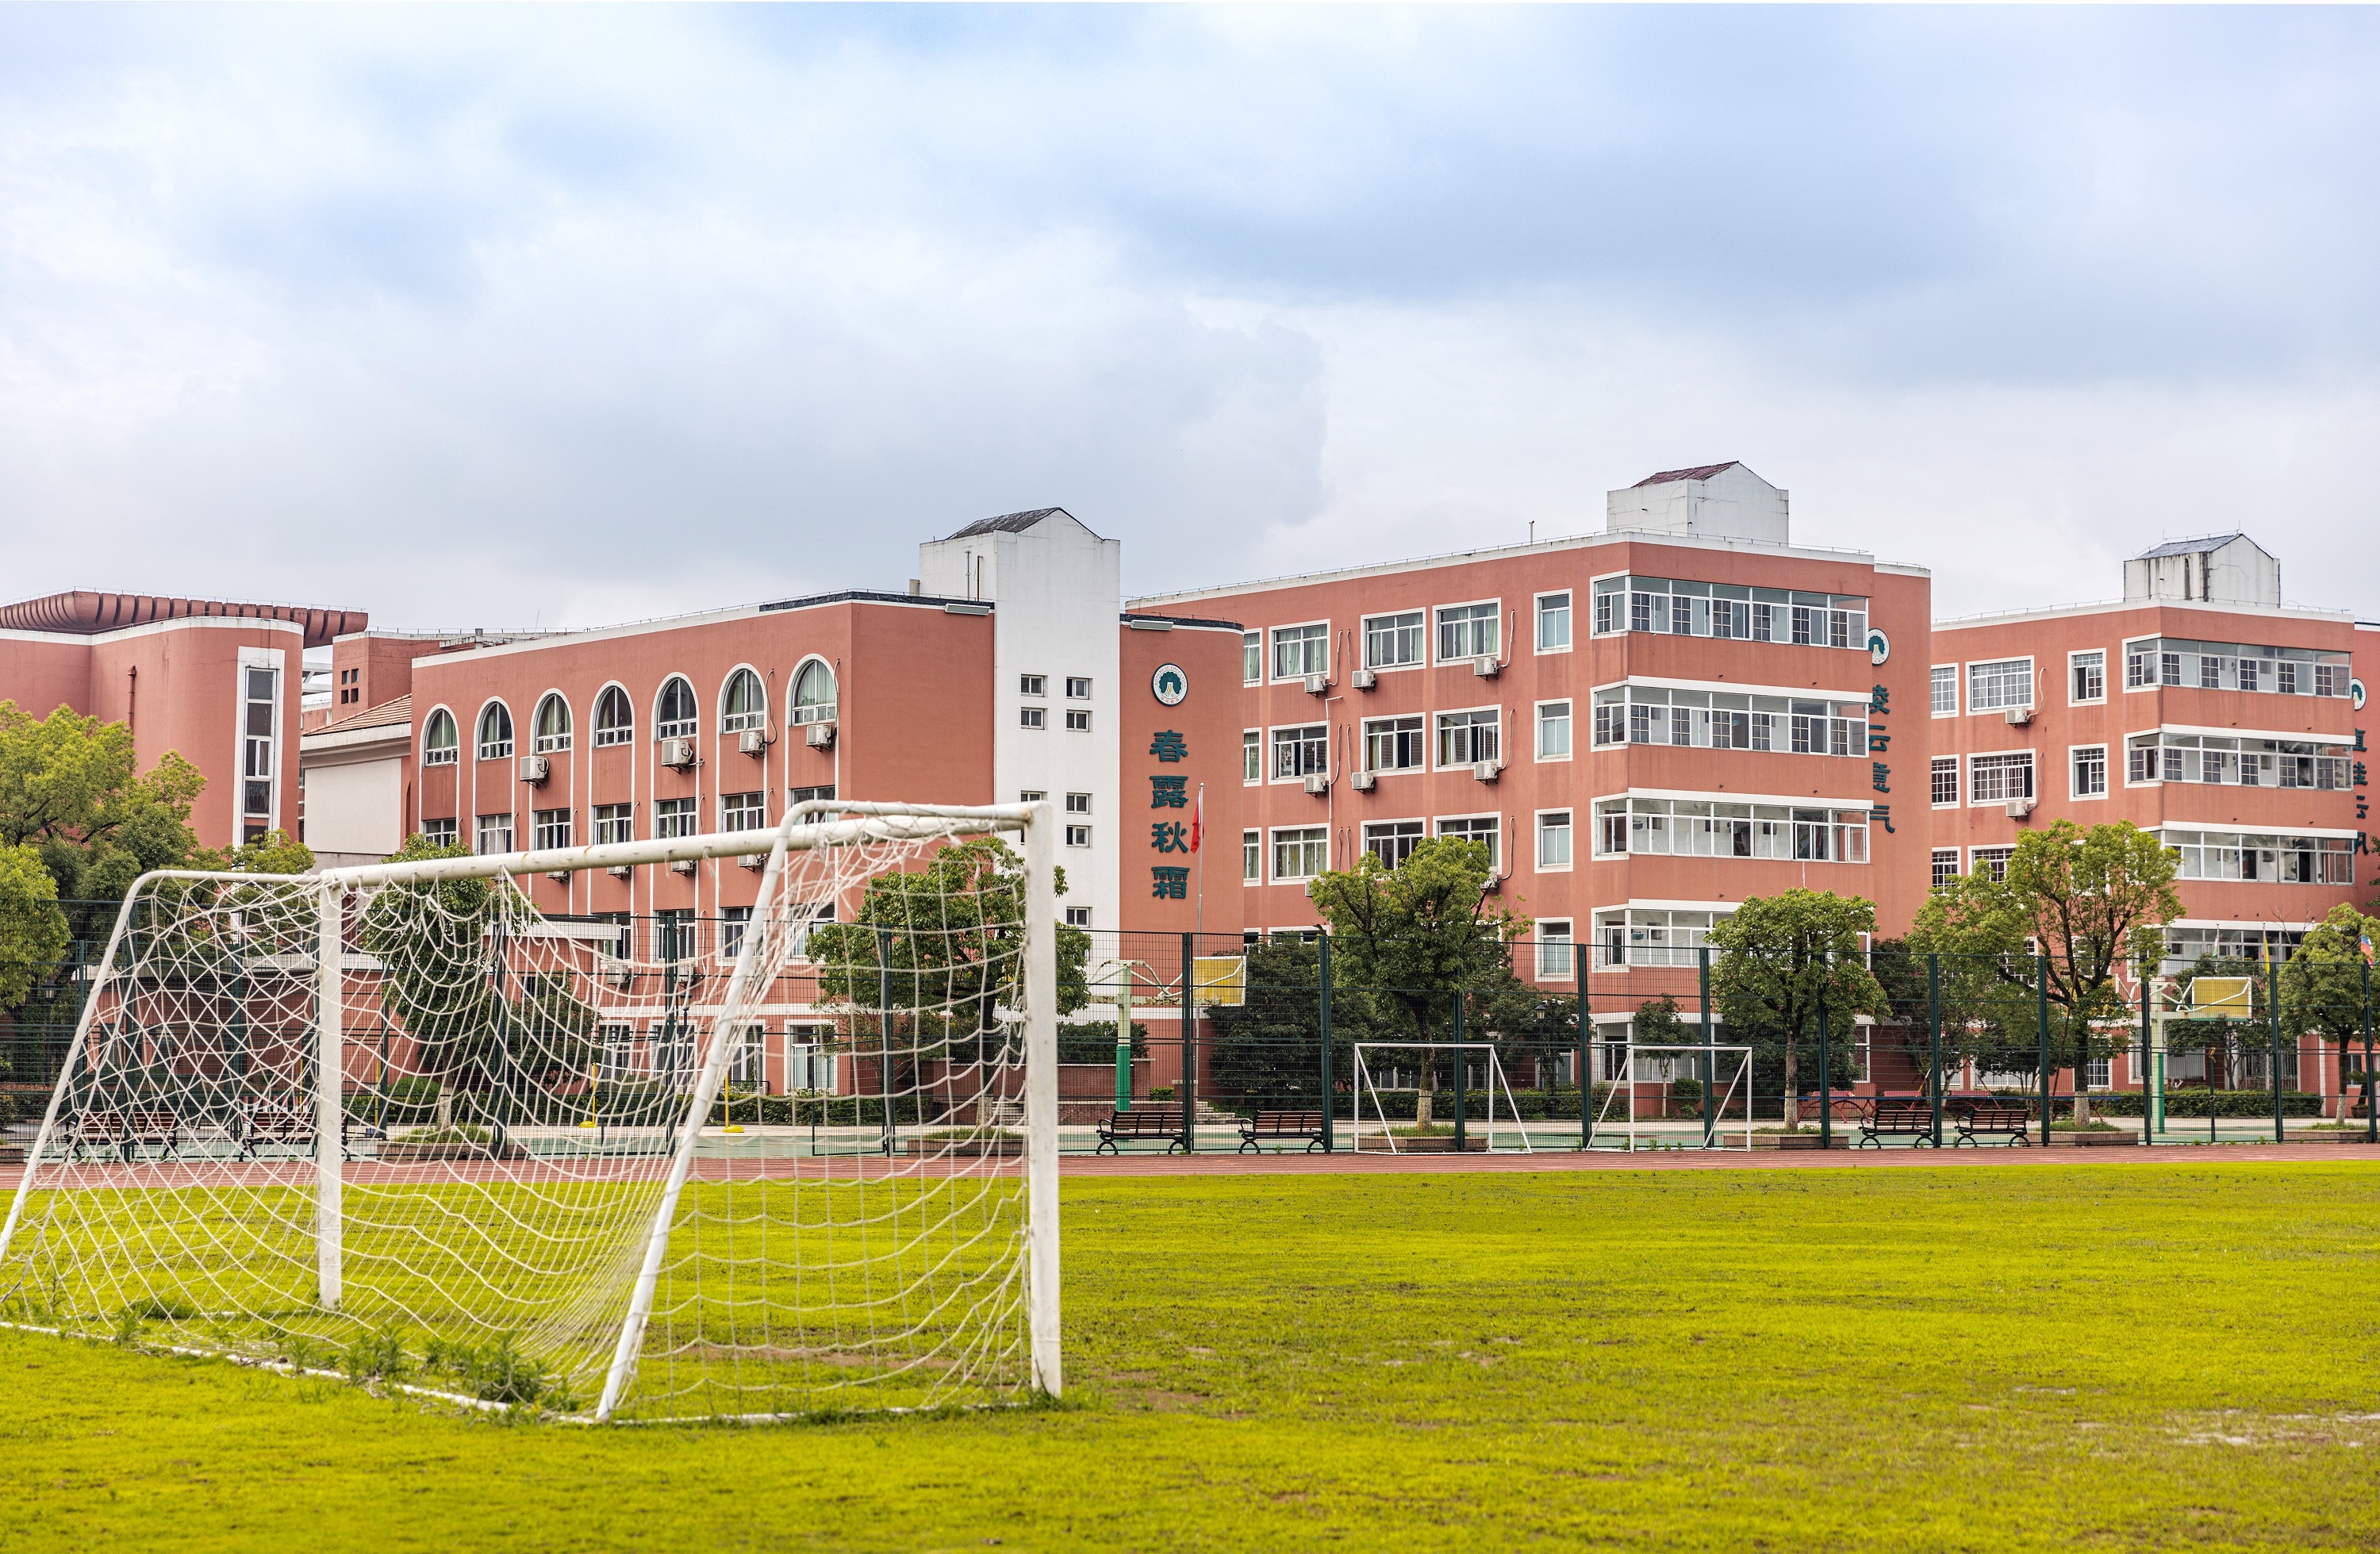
[1783,1034,1799,1130]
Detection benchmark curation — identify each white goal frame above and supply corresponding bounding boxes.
[0,798,1062,1420]
[1591,1044,1756,1150]
[1349,1042,1533,1154]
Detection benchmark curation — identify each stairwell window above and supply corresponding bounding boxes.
[1537,701,1572,760]
[1243,731,1261,782]
[1970,752,2034,804]
[1242,632,1261,684]
[1535,593,1571,652]
[1242,830,1261,882]
[1537,811,1572,869]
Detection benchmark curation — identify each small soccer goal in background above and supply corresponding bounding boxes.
[1349,1042,1534,1153]
[0,800,1063,1423]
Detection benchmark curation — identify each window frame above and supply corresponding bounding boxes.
[592,683,635,746]
[532,807,573,850]
[1361,609,1426,673]
[1269,620,1331,683]
[1270,825,1330,882]
[789,657,838,727]
[720,791,768,832]
[1930,755,1960,808]
[1930,848,1961,890]
[1432,813,1503,874]
[1269,722,1330,782]
[2070,743,2109,800]
[1362,818,1426,869]
[1533,590,1573,655]
[1361,714,1426,774]
[1433,704,1502,771]
[474,812,516,854]
[1536,920,1576,983]
[1968,750,2036,805]
[422,706,459,766]
[1064,708,1092,732]
[592,802,634,846]
[1242,729,1261,784]
[1241,631,1262,685]
[720,666,768,734]
[654,796,698,840]
[1019,706,1047,730]
[1534,699,1573,762]
[1534,808,1573,872]
[1930,665,1959,718]
[532,692,573,755]
[654,676,699,742]
[1242,829,1261,883]
[1434,597,1503,666]
[1964,657,2035,716]
[2067,649,2107,707]
[475,700,514,762]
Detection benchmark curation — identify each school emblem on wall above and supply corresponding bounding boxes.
[1151,663,1188,706]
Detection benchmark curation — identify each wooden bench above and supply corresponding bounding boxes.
[68,1110,125,1161]
[1095,1108,1185,1155]
[240,1105,336,1160]
[1856,1096,1941,1148]
[67,1109,179,1161]
[1238,1111,1328,1154]
[1950,1097,2033,1146]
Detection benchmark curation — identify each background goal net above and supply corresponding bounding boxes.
[0,800,1061,1422]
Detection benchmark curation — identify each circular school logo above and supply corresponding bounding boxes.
[2354,677,2369,712]
[1867,626,1891,666]
[1151,663,1188,706]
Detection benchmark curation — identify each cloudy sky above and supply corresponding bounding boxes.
[5,6,2378,631]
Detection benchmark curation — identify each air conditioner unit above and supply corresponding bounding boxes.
[738,854,765,871]
[1303,673,1329,696]
[606,865,631,880]
[1303,773,1330,796]
[804,723,835,750]
[2003,706,2033,727]
[670,857,697,875]
[544,869,569,883]
[1473,760,1503,783]
[737,729,766,756]
[1350,770,1376,792]
[661,737,696,769]
[605,965,635,989]
[1350,668,1377,691]
[2006,799,2036,819]
[519,754,550,784]
[1472,655,1501,679]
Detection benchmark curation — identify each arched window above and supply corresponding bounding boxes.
[793,660,837,726]
[655,676,697,740]
[423,708,459,766]
[593,685,633,747]
[532,693,573,754]
[476,703,514,761]
[721,669,766,733]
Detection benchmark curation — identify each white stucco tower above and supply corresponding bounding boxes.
[919,508,1123,934]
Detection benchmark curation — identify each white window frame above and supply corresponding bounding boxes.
[1241,631,1261,685]
[1362,819,1426,869]
[1242,729,1261,784]
[1433,704,1502,770]
[1930,665,1959,718]
[1019,706,1047,731]
[1269,723,1330,782]
[1968,846,2014,883]
[1019,673,1047,697]
[1065,676,1092,699]
[1930,848,1961,890]
[1361,610,1426,673]
[532,807,573,850]
[719,666,768,735]
[654,796,697,840]
[1968,750,2036,806]
[1362,714,1426,774]
[1433,813,1502,873]
[1065,824,1092,848]
[1965,657,2035,716]
[422,704,459,766]
[1270,825,1329,882]
[592,802,634,846]
[1065,792,1092,815]
[1535,808,1573,872]
[2067,649,2107,707]
[2121,635,2160,694]
[1587,570,1629,638]
[1534,590,1573,655]
[2070,743,2109,801]
[475,812,516,854]
[720,791,767,832]
[591,682,635,746]
[475,700,515,762]
[1269,620,1331,683]
[1242,829,1261,883]
[1434,598,1503,666]
[1064,906,1092,929]
[1930,755,1960,808]
[1535,699,1572,762]
[654,676,699,742]
[1065,708,1092,732]
[532,691,574,754]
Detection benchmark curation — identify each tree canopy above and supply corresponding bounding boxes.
[2280,902,2380,1051]
[1707,889,1887,1122]
[1306,836,1530,1053]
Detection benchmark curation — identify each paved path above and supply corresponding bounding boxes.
[1059,1139,2380,1176]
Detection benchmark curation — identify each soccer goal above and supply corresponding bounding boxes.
[0,800,1061,1423]
[1589,1045,1756,1150]
[1349,1042,1534,1153]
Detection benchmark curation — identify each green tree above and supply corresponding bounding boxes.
[2281,903,2380,1107]
[0,842,68,1012]
[358,834,510,1086]
[1708,890,1887,1126]
[1906,820,2182,1084]
[1206,935,1379,1108]
[1306,836,1530,1096]
[0,702,206,923]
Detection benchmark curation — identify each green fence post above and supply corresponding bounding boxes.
[1817,965,1833,1151]
[1699,946,1714,1149]
[2139,965,2155,1148]
[1580,979,1593,1152]
[1929,954,1944,1149]
[2036,953,2052,1147]
[1319,933,1334,1154]
[877,928,896,1157]
[1451,992,1468,1154]
[1180,932,1196,1154]
[2269,953,2285,1145]
[2364,960,2374,1145]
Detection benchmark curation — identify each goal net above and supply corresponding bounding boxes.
[1349,1043,1533,1153]
[1590,1045,1756,1149]
[0,800,1061,1422]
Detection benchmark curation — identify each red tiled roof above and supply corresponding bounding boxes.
[1632,462,1741,488]
[0,590,366,647]
[319,694,412,735]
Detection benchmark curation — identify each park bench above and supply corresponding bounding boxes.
[1950,1096,2033,1147]
[1095,1108,1185,1156]
[68,1110,125,1161]
[1237,1111,1328,1154]
[1856,1095,1940,1148]
[68,1109,180,1162]
[239,1105,339,1160]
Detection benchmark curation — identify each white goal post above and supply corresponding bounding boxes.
[1349,1042,1534,1154]
[0,800,1061,1422]
[1590,1044,1756,1150]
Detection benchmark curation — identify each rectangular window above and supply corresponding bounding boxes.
[1242,632,1261,684]
[1969,846,2013,883]
[1019,674,1046,696]
[1065,824,1091,848]
[1272,623,1329,680]
[593,803,633,846]
[1967,658,2033,713]
[532,808,572,850]
[655,797,697,839]
[721,908,754,962]
[1064,907,1092,929]
[1364,716,1425,772]
[2125,642,2153,689]
[1364,819,1425,869]
[1970,752,2035,804]
[1537,811,1572,869]
[1242,830,1261,882]
[1592,584,1618,636]
[1272,724,1330,779]
[1019,707,1046,730]
[1065,708,1092,731]
[1065,792,1091,814]
[1931,849,1960,889]
[242,666,277,818]
[1436,708,1500,768]
[1065,677,1092,699]
[1537,701,1572,760]
[1435,815,1500,873]
[1537,921,1575,981]
[1791,605,1814,646]
[1273,827,1328,881]
[1536,593,1572,651]
[475,813,515,854]
[2072,746,2108,798]
[2071,650,2106,704]
[421,817,458,848]
[2127,736,2159,784]
[1018,790,1045,803]
[1931,666,1958,716]
[653,908,696,963]
[1242,730,1261,782]
[1364,611,1424,669]
[1931,756,1959,807]
[721,792,766,831]
[1437,602,1499,662]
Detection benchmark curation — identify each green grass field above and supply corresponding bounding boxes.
[6,1161,2380,1551]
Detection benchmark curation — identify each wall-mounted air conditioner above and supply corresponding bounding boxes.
[1473,760,1503,783]
[544,869,569,883]
[1350,770,1376,792]
[519,754,550,784]
[2006,799,2036,819]
[1472,655,1501,679]
[804,723,835,750]
[1303,773,1331,796]
[1350,669,1377,691]
[1303,673,1329,696]
[661,738,696,769]
[739,854,765,870]
[738,729,766,756]
[670,857,697,875]
[2003,706,2033,727]
[607,865,631,880]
